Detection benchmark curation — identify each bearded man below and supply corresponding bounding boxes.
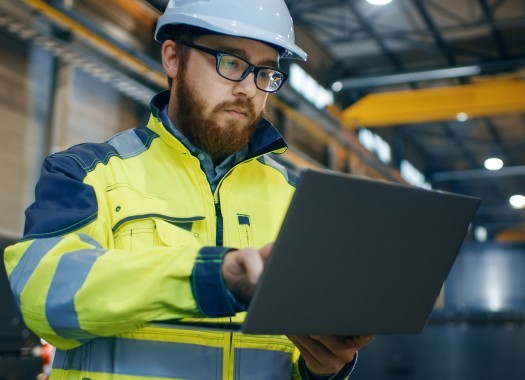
[4,0,371,378]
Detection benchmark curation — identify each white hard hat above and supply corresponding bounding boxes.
[155,0,307,60]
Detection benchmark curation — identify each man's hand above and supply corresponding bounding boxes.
[288,335,373,375]
[222,243,273,303]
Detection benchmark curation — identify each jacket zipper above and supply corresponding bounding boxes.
[213,182,231,378]
[211,156,272,379]
[214,192,223,247]
[211,152,276,246]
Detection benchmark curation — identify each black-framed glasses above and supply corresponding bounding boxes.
[180,41,288,93]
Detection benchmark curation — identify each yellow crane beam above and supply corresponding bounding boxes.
[342,78,525,128]
[21,0,167,88]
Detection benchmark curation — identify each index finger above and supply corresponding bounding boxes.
[310,335,355,351]
[311,335,373,351]
[345,335,373,349]
[259,243,274,261]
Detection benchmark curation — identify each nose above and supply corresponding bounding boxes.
[232,72,258,99]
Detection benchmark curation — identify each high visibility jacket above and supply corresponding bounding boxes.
[4,91,316,379]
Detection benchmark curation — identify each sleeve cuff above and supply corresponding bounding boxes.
[190,246,242,317]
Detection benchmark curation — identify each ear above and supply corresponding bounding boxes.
[161,40,180,79]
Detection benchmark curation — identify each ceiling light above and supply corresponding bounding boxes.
[455,112,468,122]
[332,81,343,92]
[366,0,393,5]
[509,195,525,209]
[484,158,503,170]
[474,226,487,242]
[334,65,481,89]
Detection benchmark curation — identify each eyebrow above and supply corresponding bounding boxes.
[216,45,280,68]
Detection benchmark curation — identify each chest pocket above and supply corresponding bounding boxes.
[106,183,205,252]
[237,214,254,247]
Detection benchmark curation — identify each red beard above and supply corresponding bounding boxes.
[174,68,263,158]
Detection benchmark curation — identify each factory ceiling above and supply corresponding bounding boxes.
[285,0,525,243]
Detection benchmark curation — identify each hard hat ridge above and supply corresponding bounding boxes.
[155,0,307,61]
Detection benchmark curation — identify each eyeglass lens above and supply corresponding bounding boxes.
[218,54,284,92]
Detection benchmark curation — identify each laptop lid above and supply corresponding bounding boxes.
[242,169,480,335]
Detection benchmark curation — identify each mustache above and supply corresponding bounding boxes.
[214,99,256,119]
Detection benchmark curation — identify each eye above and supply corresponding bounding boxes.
[259,70,282,85]
[258,70,270,80]
[220,55,244,73]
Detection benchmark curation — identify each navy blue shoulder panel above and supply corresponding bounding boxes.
[256,154,301,187]
[60,127,159,172]
[22,127,158,240]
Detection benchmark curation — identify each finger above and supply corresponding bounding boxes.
[289,335,354,375]
[310,335,358,363]
[287,336,327,373]
[350,335,374,349]
[222,250,249,277]
[312,335,372,350]
[311,335,349,350]
[236,248,264,285]
[258,243,273,262]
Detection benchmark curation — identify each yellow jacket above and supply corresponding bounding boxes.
[4,92,317,379]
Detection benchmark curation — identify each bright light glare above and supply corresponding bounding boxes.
[487,287,502,312]
[366,0,393,4]
[474,226,487,242]
[485,259,503,312]
[331,81,343,92]
[456,112,469,122]
[510,195,525,209]
[484,157,503,170]
[289,64,333,109]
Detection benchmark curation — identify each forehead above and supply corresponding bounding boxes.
[194,34,280,66]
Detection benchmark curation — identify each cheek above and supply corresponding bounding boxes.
[185,75,217,107]
[184,61,219,98]
[254,93,269,112]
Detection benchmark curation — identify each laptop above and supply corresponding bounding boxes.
[242,169,480,335]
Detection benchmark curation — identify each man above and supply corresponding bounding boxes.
[4,0,371,378]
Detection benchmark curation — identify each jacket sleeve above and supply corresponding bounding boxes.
[3,151,236,350]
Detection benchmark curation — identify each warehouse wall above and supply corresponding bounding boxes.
[0,28,150,378]
[0,32,148,239]
[0,33,33,238]
[54,67,146,150]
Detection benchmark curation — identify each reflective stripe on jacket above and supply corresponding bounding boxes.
[51,324,298,379]
[4,91,309,379]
